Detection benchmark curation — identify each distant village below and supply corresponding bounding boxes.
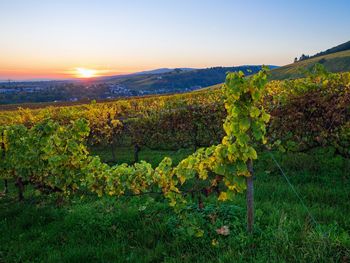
[0,79,202,104]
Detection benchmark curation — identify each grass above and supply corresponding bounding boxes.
[0,146,349,262]
[270,49,350,80]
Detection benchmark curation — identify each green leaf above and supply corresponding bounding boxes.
[261,112,270,122]
[250,106,260,118]
[239,118,250,132]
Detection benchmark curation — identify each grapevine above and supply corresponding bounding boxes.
[1,66,349,236]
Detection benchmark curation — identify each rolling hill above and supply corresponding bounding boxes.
[97,65,276,92]
[270,47,350,80]
[311,40,350,58]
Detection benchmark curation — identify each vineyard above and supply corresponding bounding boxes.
[0,66,350,262]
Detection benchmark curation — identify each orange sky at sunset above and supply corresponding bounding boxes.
[0,67,132,81]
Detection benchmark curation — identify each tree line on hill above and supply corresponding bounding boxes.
[293,40,350,63]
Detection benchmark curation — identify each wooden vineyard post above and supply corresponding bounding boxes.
[133,144,140,164]
[110,143,116,162]
[16,176,24,201]
[246,159,254,233]
[1,131,7,194]
[3,179,8,194]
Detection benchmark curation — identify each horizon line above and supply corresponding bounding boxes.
[0,64,280,82]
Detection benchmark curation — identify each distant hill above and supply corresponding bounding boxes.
[101,68,196,81]
[100,66,277,93]
[132,68,195,75]
[270,49,350,80]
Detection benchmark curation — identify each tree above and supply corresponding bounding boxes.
[299,54,310,61]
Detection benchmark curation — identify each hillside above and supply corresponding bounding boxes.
[270,49,350,80]
[311,40,350,58]
[98,65,274,92]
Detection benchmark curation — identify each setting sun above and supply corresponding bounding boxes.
[76,67,97,78]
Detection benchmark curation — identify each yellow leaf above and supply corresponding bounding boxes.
[169,199,177,207]
[211,239,219,247]
[179,175,186,185]
[195,229,204,237]
[96,189,103,197]
[218,192,228,201]
[261,112,270,122]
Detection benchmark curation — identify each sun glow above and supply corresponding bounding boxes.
[75,67,97,78]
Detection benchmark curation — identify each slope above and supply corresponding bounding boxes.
[270,49,350,80]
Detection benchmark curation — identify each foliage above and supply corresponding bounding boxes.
[126,103,225,150]
[0,119,90,195]
[0,148,349,262]
[0,68,270,221]
[267,68,350,154]
[85,101,123,146]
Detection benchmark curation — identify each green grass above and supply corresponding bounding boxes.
[0,146,349,262]
[270,49,350,80]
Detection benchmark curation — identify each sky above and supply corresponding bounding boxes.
[0,0,349,80]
